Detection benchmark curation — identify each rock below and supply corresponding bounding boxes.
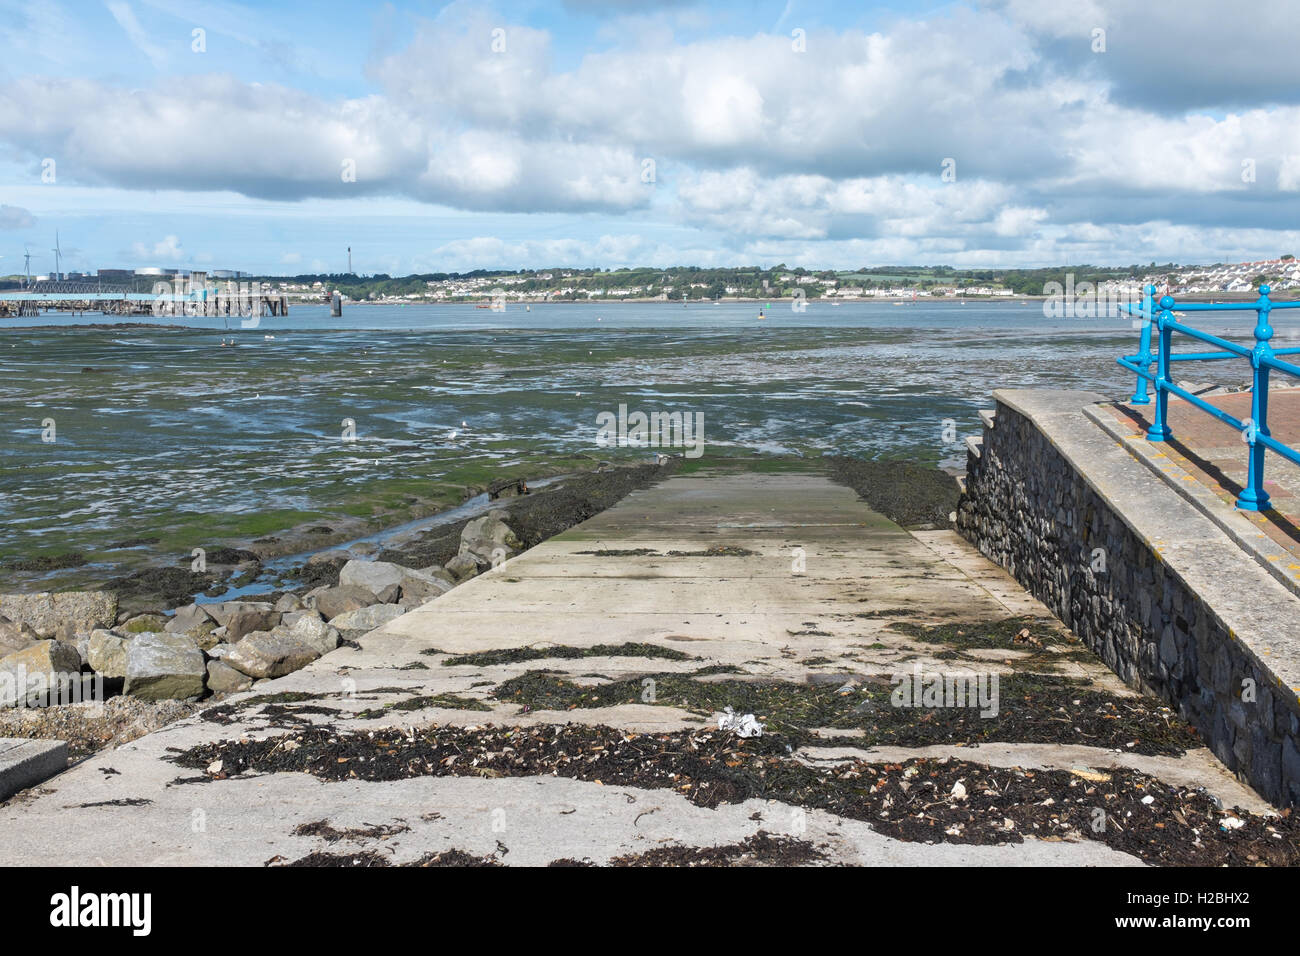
[396,568,454,603]
[205,643,234,662]
[120,613,168,634]
[206,660,253,696]
[205,601,273,629]
[328,604,406,633]
[338,556,460,600]
[0,640,83,706]
[458,511,521,566]
[338,560,408,593]
[273,593,304,613]
[224,606,280,642]
[87,629,130,677]
[374,583,401,604]
[0,591,117,640]
[311,585,379,621]
[0,615,41,657]
[306,549,350,566]
[224,631,321,680]
[281,609,323,628]
[164,604,212,633]
[444,552,480,582]
[73,632,92,667]
[124,632,206,701]
[187,621,221,651]
[282,615,340,655]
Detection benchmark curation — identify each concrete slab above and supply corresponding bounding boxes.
[0,738,67,801]
[0,468,1267,865]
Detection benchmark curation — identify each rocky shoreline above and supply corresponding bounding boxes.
[0,456,964,764]
[0,461,675,758]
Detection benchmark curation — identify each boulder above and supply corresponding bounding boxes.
[124,632,206,701]
[188,622,221,651]
[328,604,406,633]
[224,606,280,642]
[396,568,454,603]
[458,511,521,567]
[206,660,253,696]
[338,559,456,603]
[311,585,378,621]
[87,629,130,677]
[273,593,304,613]
[0,591,117,640]
[0,640,83,706]
[282,615,340,656]
[205,601,274,629]
[164,604,212,634]
[280,609,323,628]
[224,632,320,680]
[0,615,41,657]
[338,560,407,593]
[444,552,479,582]
[120,613,168,634]
[73,632,92,668]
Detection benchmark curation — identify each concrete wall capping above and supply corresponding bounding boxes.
[959,388,1300,807]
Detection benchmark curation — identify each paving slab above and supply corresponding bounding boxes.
[0,738,67,801]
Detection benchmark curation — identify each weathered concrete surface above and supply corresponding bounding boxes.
[0,739,67,801]
[0,470,1262,865]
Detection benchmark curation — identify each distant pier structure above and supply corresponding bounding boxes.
[0,270,298,319]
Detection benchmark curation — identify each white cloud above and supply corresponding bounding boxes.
[1,0,1299,267]
[0,204,36,229]
[130,234,185,260]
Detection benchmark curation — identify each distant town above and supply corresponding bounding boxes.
[4,255,1298,305]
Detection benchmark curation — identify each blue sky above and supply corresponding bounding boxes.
[2,0,1300,275]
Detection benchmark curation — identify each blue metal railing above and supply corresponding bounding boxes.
[1119,284,1300,511]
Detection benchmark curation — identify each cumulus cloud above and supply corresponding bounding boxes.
[0,0,1298,266]
[0,204,36,229]
[130,235,185,260]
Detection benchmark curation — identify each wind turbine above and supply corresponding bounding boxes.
[23,245,36,287]
[51,231,62,282]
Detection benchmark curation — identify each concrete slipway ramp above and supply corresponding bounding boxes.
[0,468,1268,866]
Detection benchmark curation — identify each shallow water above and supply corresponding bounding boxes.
[0,299,1271,569]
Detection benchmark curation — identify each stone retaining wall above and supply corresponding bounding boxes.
[957,395,1300,807]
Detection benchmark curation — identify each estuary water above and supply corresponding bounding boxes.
[0,299,1272,573]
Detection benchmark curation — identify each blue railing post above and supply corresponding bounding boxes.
[1147,294,1176,441]
[1237,285,1275,511]
[1129,284,1157,405]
